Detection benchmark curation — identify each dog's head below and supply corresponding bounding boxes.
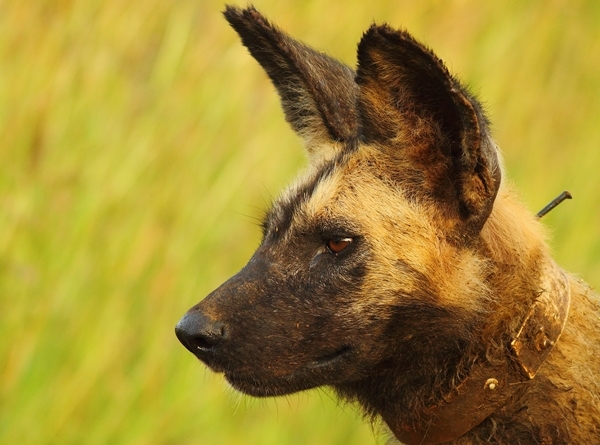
[176,6,501,398]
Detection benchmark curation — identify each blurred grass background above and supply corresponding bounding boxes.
[0,0,598,444]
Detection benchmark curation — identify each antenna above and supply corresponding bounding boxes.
[536,191,572,218]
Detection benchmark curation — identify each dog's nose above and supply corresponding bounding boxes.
[175,311,226,354]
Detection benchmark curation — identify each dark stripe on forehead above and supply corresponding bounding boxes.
[261,140,359,240]
[261,161,336,240]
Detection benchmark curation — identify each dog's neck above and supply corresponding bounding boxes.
[387,258,571,445]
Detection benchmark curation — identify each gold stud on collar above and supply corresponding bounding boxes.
[485,378,499,391]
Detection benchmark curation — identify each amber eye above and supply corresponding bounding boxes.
[326,237,353,254]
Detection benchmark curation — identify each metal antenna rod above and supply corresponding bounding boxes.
[536,191,572,219]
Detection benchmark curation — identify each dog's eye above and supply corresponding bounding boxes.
[326,238,353,254]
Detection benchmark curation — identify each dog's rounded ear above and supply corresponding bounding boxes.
[224,6,359,164]
[356,25,501,235]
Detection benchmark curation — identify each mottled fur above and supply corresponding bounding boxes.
[176,6,600,444]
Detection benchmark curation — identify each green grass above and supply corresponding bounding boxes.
[1,1,598,444]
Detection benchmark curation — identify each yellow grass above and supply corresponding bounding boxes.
[1,1,598,443]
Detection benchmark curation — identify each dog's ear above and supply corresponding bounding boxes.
[224,6,359,162]
[356,25,501,235]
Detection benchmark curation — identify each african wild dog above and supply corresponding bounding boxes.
[176,6,600,444]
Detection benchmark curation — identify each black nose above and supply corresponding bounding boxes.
[175,311,226,355]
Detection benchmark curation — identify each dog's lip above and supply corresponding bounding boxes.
[221,346,355,396]
[184,347,226,373]
[307,345,353,369]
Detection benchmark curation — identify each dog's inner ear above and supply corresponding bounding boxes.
[356,25,501,234]
[224,6,359,163]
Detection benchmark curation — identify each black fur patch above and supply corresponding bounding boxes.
[262,143,359,240]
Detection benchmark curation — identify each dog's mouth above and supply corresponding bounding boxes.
[307,345,353,369]
[222,345,355,396]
